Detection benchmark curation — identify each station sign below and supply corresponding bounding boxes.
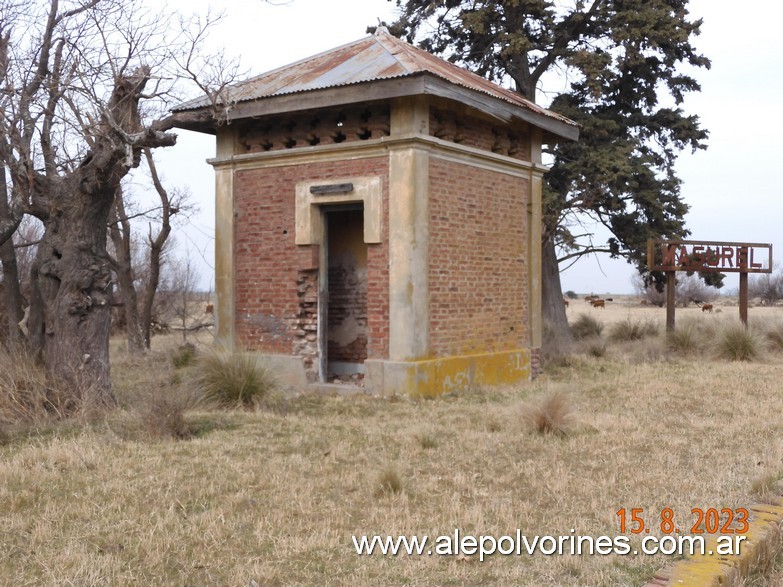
[647,240,772,274]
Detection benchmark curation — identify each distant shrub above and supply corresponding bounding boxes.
[633,273,720,308]
[564,290,578,300]
[195,348,274,407]
[571,314,604,340]
[716,324,761,361]
[521,390,574,437]
[609,318,658,342]
[749,266,783,306]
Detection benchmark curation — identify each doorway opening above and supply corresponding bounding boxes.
[321,206,368,384]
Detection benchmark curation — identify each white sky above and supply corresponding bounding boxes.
[151,0,783,295]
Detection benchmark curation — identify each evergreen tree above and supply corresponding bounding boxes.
[385,0,712,337]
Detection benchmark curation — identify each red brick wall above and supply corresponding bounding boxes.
[233,157,390,368]
[428,156,530,356]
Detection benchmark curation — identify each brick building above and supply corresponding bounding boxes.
[174,28,578,396]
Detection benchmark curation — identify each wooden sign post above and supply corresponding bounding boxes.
[647,240,773,331]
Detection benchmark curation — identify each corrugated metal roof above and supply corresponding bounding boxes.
[174,27,576,130]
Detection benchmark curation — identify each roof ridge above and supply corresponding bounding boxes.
[371,27,421,75]
[369,28,553,117]
[235,34,377,90]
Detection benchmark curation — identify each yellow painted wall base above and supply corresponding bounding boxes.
[364,349,531,398]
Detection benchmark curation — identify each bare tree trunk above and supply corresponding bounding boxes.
[108,186,145,354]
[140,149,172,349]
[0,238,24,350]
[140,243,163,349]
[36,174,115,401]
[0,168,24,350]
[541,236,571,343]
[27,263,45,360]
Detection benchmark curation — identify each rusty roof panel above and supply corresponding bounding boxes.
[307,45,405,89]
[174,28,577,133]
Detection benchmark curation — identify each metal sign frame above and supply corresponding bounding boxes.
[646,239,773,331]
[647,240,772,274]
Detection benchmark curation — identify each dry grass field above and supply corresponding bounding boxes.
[2,298,783,586]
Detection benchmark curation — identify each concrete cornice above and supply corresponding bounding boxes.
[208,133,550,177]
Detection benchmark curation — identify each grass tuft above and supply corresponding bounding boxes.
[486,418,503,433]
[608,318,658,342]
[666,321,707,355]
[194,347,275,407]
[716,323,761,361]
[171,343,197,369]
[586,341,607,358]
[374,466,404,497]
[414,431,438,449]
[135,392,194,440]
[764,323,783,352]
[751,471,783,503]
[570,314,604,340]
[521,390,575,437]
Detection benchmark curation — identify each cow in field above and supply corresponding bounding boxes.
[591,299,606,309]
[701,304,713,313]
[563,298,569,309]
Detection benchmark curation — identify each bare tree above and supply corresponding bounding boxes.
[749,266,783,306]
[109,148,191,352]
[169,252,200,344]
[108,184,145,353]
[0,0,231,400]
[633,273,720,308]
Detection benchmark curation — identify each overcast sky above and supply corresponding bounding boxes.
[151,0,783,295]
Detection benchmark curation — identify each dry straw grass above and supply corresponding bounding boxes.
[2,356,781,584]
[4,302,783,584]
[0,349,57,424]
[521,389,575,437]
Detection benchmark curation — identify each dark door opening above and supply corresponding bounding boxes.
[322,207,368,383]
